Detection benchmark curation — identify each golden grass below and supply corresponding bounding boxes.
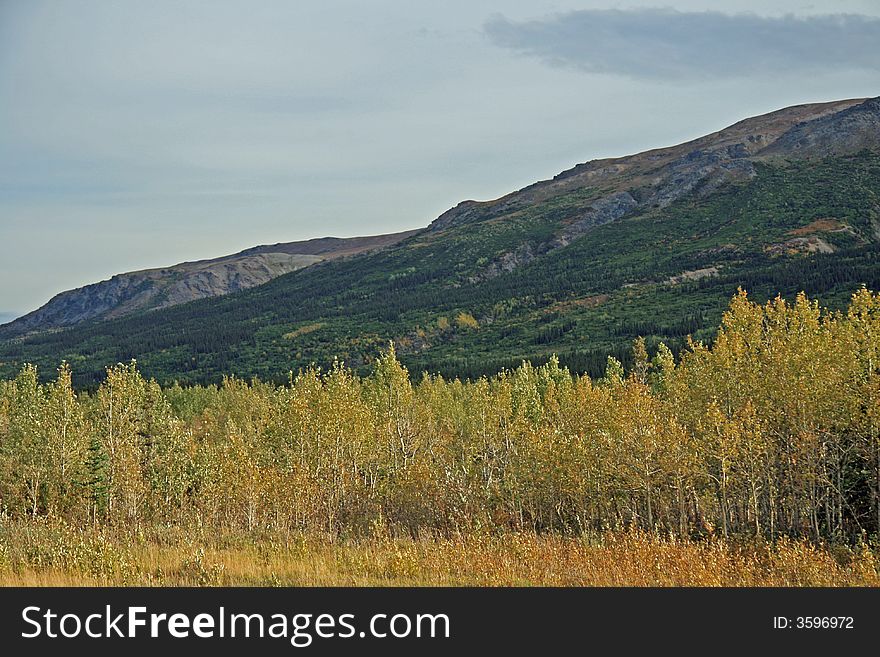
[282,322,325,340]
[787,218,845,236]
[1,522,878,587]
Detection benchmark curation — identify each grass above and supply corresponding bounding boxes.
[1,520,877,587]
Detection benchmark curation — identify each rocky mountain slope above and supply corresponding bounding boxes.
[2,96,878,385]
[429,98,866,272]
[1,230,418,337]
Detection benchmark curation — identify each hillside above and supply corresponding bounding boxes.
[2,97,879,386]
[1,230,418,336]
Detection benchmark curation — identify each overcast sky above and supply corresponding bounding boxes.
[1,0,879,316]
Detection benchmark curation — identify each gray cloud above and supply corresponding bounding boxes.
[485,9,880,80]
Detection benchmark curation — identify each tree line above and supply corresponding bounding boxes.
[2,288,880,542]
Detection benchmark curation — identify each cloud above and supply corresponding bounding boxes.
[484,9,880,80]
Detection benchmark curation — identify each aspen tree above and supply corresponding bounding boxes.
[43,363,87,516]
[97,362,149,526]
[7,365,46,516]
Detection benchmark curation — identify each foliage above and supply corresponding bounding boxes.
[2,288,880,545]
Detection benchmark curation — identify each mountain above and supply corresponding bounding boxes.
[0,313,18,326]
[2,97,879,386]
[2,231,417,337]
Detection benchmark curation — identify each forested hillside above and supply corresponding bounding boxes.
[3,153,879,386]
[1,97,878,387]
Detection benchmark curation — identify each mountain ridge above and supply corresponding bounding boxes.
[2,230,419,337]
[427,97,872,282]
[2,96,879,385]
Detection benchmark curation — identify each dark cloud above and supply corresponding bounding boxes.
[484,9,880,80]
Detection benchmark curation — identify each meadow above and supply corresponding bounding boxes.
[2,522,878,587]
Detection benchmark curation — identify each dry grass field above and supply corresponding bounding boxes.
[1,521,877,587]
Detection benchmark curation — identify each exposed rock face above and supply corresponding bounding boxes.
[765,236,836,257]
[559,191,639,243]
[5,253,323,336]
[470,191,643,281]
[646,150,756,209]
[3,230,419,337]
[665,266,721,285]
[476,243,537,280]
[759,97,880,159]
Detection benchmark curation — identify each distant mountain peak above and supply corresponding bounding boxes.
[2,230,418,339]
[428,97,874,236]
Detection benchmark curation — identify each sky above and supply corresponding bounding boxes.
[1,1,879,316]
